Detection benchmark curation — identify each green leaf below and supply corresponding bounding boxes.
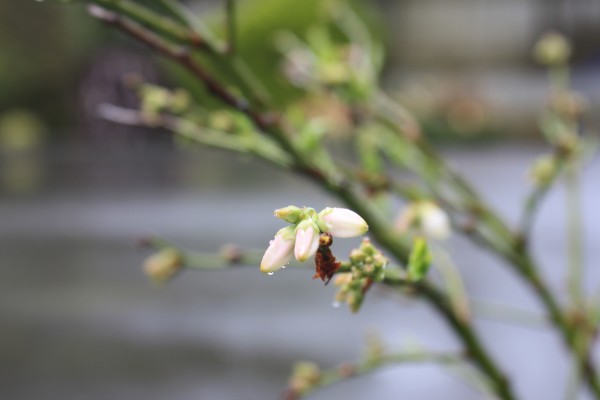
[407,237,432,282]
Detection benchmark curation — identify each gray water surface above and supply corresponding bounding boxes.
[1,143,599,400]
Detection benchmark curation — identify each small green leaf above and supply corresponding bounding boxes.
[408,237,432,282]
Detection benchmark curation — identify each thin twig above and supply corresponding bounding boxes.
[94,0,211,51]
[374,91,600,397]
[471,300,549,329]
[154,0,220,47]
[286,351,467,399]
[518,155,565,248]
[431,244,472,324]
[98,104,291,167]
[142,236,263,269]
[87,5,275,131]
[566,162,584,306]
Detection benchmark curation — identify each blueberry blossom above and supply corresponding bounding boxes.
[294,219,321,262]
[260,226,296,273]
[260,206,369,275]
[317,207,369,238]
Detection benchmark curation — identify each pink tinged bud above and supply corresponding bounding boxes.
[317,207,368,238]
[294,220,320,262]
[260,226,295,273]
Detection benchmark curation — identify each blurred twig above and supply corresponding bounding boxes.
[142,236,263,269]
[518,155,565,247]
[94,0,212,51]
[285,351,466,399]
[88,5,273,130]
[98,104,291,167]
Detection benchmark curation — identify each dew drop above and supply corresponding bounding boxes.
[267,272,274,276]
[332,301,341,308]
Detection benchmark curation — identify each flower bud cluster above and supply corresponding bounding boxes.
[279,25,376,101]
[333,238,388,313]
[260,206,368,274]
[139,84,190,120]
[204,109,256,136]
[395,201,451,241]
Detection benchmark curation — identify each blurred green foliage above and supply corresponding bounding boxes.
[0,110,45,151]
[161,0,383,109]
[0,0,381,133]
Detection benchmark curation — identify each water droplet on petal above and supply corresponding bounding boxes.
[267,272,274,276]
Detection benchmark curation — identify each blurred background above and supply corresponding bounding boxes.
[1,1,600,399]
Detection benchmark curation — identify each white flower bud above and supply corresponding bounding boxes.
[419,202,451,240]
[396,201,451,240]
[317,207,368,238]
[260,226,295,273]
[294,219,320,262]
